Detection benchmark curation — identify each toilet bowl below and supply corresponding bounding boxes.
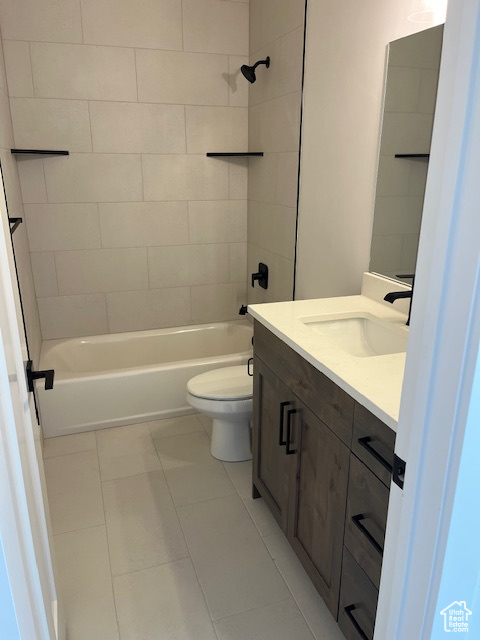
[187,365,253,462]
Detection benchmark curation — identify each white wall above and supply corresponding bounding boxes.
[0,0,249,339]
[295,0,444,300]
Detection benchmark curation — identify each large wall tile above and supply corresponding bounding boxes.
[0,90,14,149]
[39,292,108,340]
[148,244,229,288]
[90,102,185,154]
[31,43,137,101]
[81,0,182,50]
[229,243,247,283]
[191,283,240,323]
[16,158,47,204]
[379,112,434,155]
[142,155,229,201]
[257,0,305,52]
[249,92,301,153]
[107,287,191,333]
[25,203,100,251]
[186,106,247,154]
[99,202,188,248]
[248,153,276,203]
[0,0,83,43]
[182,0,248,55]
[257,202,297,260]
[276,152,299,208]
[11,98,92,153]
[136,49,228,105]
[229,158,248,200]
[30,252,58,298]
[3,41,33,97]
[188,200,247,244]
[228,56,249,107]
[278,26,305,96]
[44,154,142,203]
[55,248,148,295]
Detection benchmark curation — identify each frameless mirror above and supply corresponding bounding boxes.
[369,25,444,283]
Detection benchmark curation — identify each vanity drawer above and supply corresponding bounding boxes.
[254,321,354,446]
[352,403,395,487]
[338,548,378,640]
[344,454,389,589]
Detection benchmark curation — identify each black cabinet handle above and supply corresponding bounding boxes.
[26,360,55,392]
[286,408,298,455]
[344,604,370,640]
[358,436,393,473]
[352,514,384,556]
[279,401,291,446]
[247,357,253,376]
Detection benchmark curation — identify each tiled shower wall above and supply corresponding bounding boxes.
[0,0,249,339]
[247,0,305,305]
[0,33,42,363]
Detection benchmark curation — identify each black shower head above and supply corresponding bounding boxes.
[240,57,270,84]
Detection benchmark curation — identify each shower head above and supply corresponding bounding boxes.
[240,57,270,84]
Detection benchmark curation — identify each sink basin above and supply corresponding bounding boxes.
[300,313,408,357]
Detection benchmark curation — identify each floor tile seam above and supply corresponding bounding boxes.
[43,447,99,461]
[94,430,122,640]
[111,554,192,581]
[100,467,168,485]
[211,595,297,627]
[174,504,220,626]
[210,591,292,625]
[43,446,97,460]
[52,514,106,537]
[273,557,319,640]
[151,428,210,449]
[173,488,240,512]
[52,521,108,540]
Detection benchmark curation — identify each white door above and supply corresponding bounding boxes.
[0,165,61,639]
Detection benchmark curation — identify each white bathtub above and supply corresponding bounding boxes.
[38,320,253,438]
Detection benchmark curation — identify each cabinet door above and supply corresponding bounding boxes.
[287,403,350,617]
[253,356,292,532]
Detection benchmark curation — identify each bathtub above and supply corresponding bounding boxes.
[38,320,253,438]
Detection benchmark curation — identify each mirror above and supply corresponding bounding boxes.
[369,25,444,283]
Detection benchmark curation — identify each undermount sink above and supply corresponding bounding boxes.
[300,312,408,357]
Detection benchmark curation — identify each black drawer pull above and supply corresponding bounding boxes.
[352,514,384,556]
[279,401,291,446]
[344,604,370,640]
[286,408,298,455]
[358,436,393,473]
[247,357,253,376]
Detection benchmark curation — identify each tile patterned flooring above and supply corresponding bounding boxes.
[43,414,344,640]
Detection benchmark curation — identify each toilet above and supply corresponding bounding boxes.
[187,365,253,462]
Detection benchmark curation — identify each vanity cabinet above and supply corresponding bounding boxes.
[252,320,396,639]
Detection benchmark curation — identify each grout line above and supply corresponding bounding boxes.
[94,430,123,640]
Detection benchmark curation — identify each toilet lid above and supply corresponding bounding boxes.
[187,365,253,401]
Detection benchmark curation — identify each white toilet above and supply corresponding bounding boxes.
[186,365,253,462]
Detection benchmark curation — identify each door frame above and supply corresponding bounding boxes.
[0,167,60,638]
[375,0,480,637]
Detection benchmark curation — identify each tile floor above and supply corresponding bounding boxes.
[43,414,345,640]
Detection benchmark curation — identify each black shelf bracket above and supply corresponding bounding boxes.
[11,149,69,156]
[9,217,23,234]
[395,153,430,159]
[206,152,264,157]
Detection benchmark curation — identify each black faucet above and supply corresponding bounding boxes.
[384,274,415,326]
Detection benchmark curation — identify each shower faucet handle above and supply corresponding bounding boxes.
[251,263,269,289]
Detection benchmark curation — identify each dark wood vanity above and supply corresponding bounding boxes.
[252,320,396,640]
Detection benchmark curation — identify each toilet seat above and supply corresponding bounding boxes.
[187,365,252,401]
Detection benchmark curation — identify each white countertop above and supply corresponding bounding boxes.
[248,291,408,432]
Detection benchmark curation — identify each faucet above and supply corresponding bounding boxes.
[384,274,415,326]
